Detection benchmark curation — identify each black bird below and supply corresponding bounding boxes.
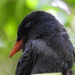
[10,11,74,75]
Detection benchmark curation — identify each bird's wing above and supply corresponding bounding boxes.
[52,24,74,69]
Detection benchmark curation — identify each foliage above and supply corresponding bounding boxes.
[0,0,75,75]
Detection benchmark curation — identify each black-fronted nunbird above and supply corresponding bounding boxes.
[10,11,74,75]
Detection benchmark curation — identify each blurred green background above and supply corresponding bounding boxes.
[0,0,75,75]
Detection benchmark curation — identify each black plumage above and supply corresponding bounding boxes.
[15,11,74,75]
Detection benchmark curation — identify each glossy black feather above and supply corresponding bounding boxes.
[16,11,74,75]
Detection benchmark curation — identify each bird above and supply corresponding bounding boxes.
[10,11,74,75]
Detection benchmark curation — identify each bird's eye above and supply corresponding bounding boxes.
[25,22,31,28]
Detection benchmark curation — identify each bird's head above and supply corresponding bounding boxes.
[9,11,47,57]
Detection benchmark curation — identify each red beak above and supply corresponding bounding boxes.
[9,39,23,57]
